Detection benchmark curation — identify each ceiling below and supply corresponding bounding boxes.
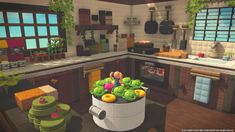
[97,0,176,5]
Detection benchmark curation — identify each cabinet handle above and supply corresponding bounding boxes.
[50,79,58,84]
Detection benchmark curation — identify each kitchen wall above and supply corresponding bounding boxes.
[131,0,189,48]
[131,0,235,57]
[1,0,235,57]
[0,0,131,57]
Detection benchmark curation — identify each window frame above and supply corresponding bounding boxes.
[0,2,67,52]
[193,6,235,43]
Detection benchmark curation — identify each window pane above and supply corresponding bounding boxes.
[49,26,59,36]
[26,39,37,49]
[0,26,6,38]
[37,26,47,36]
[36,13,46,24]
[0,12,4,23]
[9,26,22,37]
[22,13,34,24]
[24,26,35,37]
[7,12,20,23]
[48,14,58,24]
[39,38,48,48]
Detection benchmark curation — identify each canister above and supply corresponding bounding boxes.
[1,61,10,70]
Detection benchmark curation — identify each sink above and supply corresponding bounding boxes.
[194,57,228,64]
[188,55,232,65]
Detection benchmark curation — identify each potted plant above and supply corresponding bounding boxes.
[0,72,23,95]
[32,50,48,62]
[48,37,65,60]
[223,52,234,61]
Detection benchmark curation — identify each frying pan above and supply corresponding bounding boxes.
[160,6,174,34]
[145,8,158,34]
[179,25,188,50]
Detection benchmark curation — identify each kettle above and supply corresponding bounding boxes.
[209,42,220,58]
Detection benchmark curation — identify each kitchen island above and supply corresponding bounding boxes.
[1,51,235,113]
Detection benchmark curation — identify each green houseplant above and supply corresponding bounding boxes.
[48,37,64,59]
[49,0,74,46]
[0,72,23,95]
[223,51,234,61]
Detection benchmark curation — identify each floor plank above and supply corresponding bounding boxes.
[165,99,235,132]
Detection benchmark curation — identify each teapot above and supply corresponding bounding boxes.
[208,42,220,58]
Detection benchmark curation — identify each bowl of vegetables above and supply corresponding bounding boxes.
[89,71,147,131]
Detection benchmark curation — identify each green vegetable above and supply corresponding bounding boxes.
[104,78,113,84]
[122,90,137,102]
[94,80,105,87]
[112,86,125,97]
[129,80,144,89]
[122,77,131,85]
[91,86,107,97]
[0,72,24,95]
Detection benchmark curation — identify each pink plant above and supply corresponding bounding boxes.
[51,112,60,119]
[104,83,114,92]
[39,97,46,104]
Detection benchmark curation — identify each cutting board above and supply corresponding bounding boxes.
[155,50,188,59]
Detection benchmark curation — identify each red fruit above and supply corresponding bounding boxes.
[51,112,60,119]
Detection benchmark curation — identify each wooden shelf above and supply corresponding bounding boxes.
[75,24,118,35]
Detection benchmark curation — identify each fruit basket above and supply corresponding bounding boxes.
[89,71,148,131]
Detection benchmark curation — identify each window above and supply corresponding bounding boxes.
[193,7,235,42]
[0,3,66,50]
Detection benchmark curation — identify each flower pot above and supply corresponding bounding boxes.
[1,61,10,70]
[10,61,18,68]
[222,56,230,61]
[18,60,27,67]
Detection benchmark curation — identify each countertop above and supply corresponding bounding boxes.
[2,51,235,78]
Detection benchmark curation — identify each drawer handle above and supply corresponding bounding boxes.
[50,79,58,84]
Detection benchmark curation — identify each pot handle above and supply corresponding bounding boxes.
[89,105,106,120]
[142,86,150,94]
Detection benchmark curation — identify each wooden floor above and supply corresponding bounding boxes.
[165,99,235,132]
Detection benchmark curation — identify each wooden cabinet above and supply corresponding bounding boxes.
[103,58,131,77]
[29,70,79,104]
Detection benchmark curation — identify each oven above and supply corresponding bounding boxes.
[136,60,170,92]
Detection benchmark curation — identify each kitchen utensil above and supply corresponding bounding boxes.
[163,44,170,52]
[105,11,112,25]
[160,6,174,34]
[144,7,158,34]
[179,25,188,50]
[171,25,179,49]
[91,15,99,24]
[99,10,106,25]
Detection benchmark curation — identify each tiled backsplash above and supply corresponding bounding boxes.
[188,40,235,58]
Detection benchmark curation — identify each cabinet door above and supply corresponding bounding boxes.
[104,58,130,77]
[53,70,78,103]
[104,60,119,77]
[30,70,78,104]
[117,58,130,77]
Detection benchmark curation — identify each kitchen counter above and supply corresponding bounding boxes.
[2,51,235,78]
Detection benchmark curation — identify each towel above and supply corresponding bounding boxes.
[193,76,212,104]
[88,70,101,92]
